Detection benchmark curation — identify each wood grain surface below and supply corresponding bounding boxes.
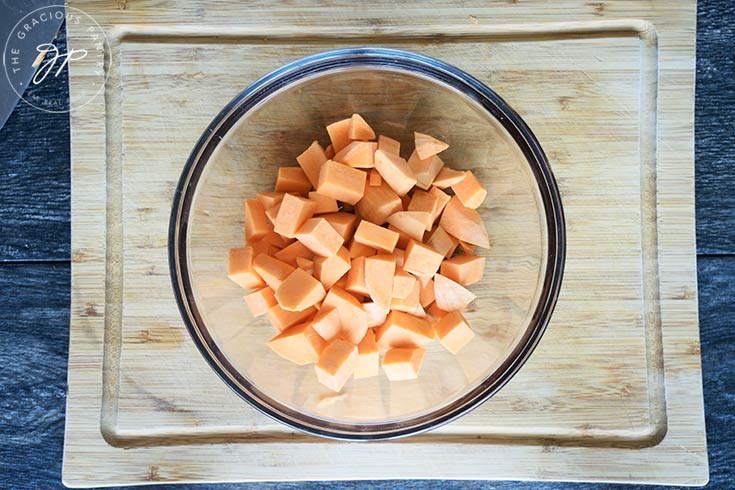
[0,0,733,489]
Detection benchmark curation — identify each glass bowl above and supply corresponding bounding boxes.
[169,47,565,440]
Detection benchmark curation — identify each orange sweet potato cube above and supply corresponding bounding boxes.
[407,190,441,231]
[364,254,396,309]
[267,305,317,333]
[433,273,476,311]
[390,280,424,317]
[321,212,358,241]
[245,199,271,242]
[377,135,400,155]
[451,170,487,209]
[427,302,449,319]
[354,329,379,379]
[348,114,376,140]
[296,256,314,274]
[326,118,352,152]
[265,203,280,226]
[362,302,389,328]
[345,256,370,297]
[355,181,403,225]
[243,287,277,317]
[256,191,285,209]
[418,276,435,308]
[434,310,475,354]
[382,346,425,381]
[428,186,451,221]
[308,191,339,214]
[275,268,327,312]
[268,321,326,365]
[440,196,490,248]
[407,150,444,190]
[403,239,444,277]
[392,248,405,267]
[392,268,417,300]
[295,217,344,257]
[353,220,399,253]
[386,211,431,241]
[273,240,314,266]
[425,225,458,258]
[432,167,466,189]
[440,255,486,286]
[388,224,412,249]
[317,160,367,205]
[315,339,358,392]
[275,167,312,194]
[375,310,434,350]
[369,168,382,186]
[273,193,316,238]
[373,149,417,196]
[313,246,351,289]
[322,286,368,344]
[311,307,341,342]
[325,144,335,159]
[296,141,328,188]
[414,131,449,159]
[228,247,265,289]
[253,254,295,291]
[334,141,377,168]
[348,237,377,258]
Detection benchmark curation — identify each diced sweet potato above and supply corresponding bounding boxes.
[373,149,417,196]
[440,255,486,286]
[334,141,377,168]
[267,305,316,332]
[260,230,292,249]
[432,167,466,189]
[414,131,449,159]
[459,240,476,255]
[275,167,312,194]
[362,302,389,328]
[317,160,367,205]
[315,339,358,391]
[364,254,396,309]
[407,190,441,231]
[353,220,399,253]
[392,248,405,267]
[407,151,444,190]
[388,224,411,249]
[369,168,382,186]
[403,239,444,277]
[296,256,314,274]
[245,199,271,242]
[434,310,475,354]
[273,194,316,238]
[313,246,351,289]
[348,114,376,140]
[418,276,435,308]
[382,346,425,381]
[268,321,326,365]
[273,240,314,266]
[439,196,490,248]
[390,280,424,316]
[345,256,370,296]
[275,268,327,311]
[265,203,280,226]
[386,211,431,241]
[256,191,285,209]
[451,170,487,209]
[243,287,277,317]
[308,191,339,214]
[348,237,377,258]
[377,135,400,155]
[326,118,351,152]
[427,302,449,320]
[355,181,403,225]
[253,254,296,291]
[295,218,344,257]
[296,141,328,187]
[322,286,368,344]
[375,310,434,350]
[250,237,279,257]
[392,268,417,300]
[425,225,459,258]
[325,144,335,159]
[228,247,265,289]
[354,329,379,379]
[321,212,358,241]
[433,273,476,311]
[311,307,342,342]
[428,186,451,222]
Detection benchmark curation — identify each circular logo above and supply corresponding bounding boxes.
[3,5,110,113]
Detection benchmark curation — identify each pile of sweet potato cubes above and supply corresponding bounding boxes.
[228,114,489,392]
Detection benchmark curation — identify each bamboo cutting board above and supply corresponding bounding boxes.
[63,0,707,486]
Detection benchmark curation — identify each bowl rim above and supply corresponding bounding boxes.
[169,47,566,440]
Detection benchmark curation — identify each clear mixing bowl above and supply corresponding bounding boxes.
[169,47,565,440]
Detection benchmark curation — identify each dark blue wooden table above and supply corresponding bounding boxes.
[1,3,732,489]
